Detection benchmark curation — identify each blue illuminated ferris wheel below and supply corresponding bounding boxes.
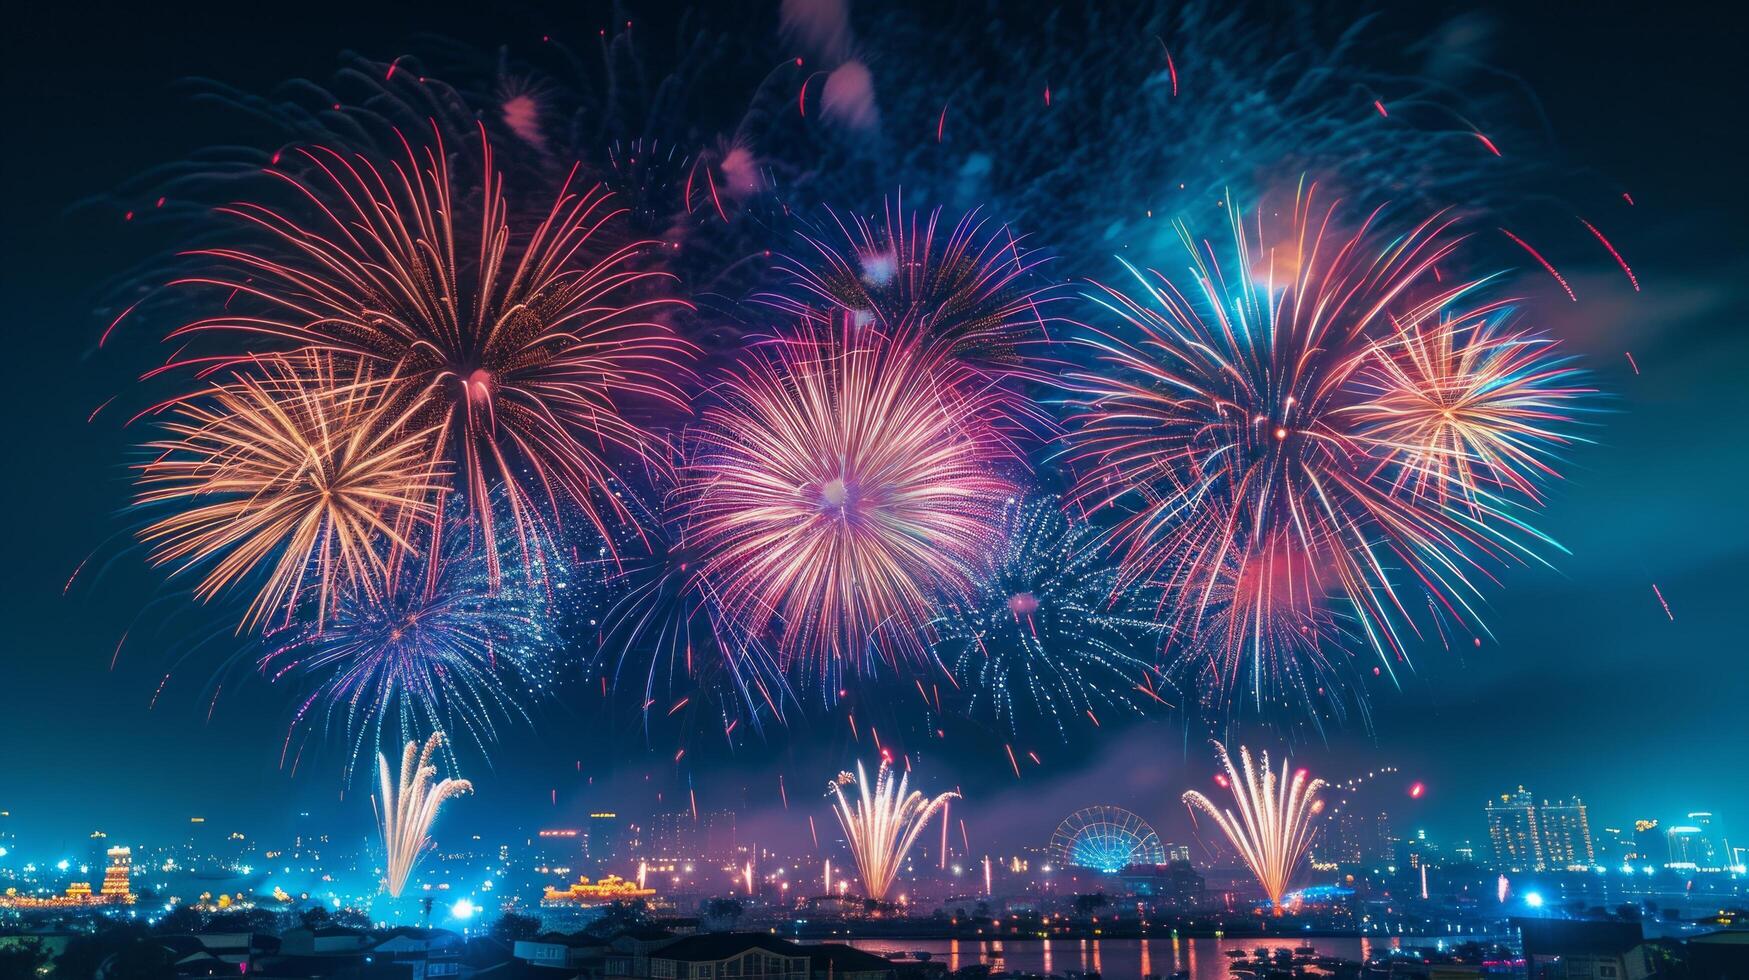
[1050,806,1166,873]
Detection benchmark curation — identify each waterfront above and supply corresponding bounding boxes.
[848,936,1421,979]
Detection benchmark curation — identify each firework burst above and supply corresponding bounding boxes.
[377,732,473,898]
[760,199,1057,376]
[1064,188,1583,719]
[684,322,1019,692]
[929,498,1163,736]
[135,354,442,631]
[1346,311,1591,513]
[164,124,692,584]
[827,758,958,902]
[260,501,572,771]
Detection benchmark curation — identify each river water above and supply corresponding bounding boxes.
[847,936,1415,979]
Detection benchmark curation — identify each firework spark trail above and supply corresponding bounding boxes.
[376,732,472,898]
[1652,583,1674,621]
[135,354,443,631]
[827,758,958,902]
[1182,743,1325,908]
[1499,228,1577,301]
[1578,217,1640,291]
[1062,189,1586,720]
[160,123,693,585]
[684,320,1019,692]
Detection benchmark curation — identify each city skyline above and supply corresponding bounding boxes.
[3,1,1747,964]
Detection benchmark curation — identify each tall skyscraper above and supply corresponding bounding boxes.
[1667,825,1714,869]
[1486,787,1544,872]
[1538,797,1595,870]
[1686,812,1721,869]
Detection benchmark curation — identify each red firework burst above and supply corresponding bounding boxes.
[160,123,693,584]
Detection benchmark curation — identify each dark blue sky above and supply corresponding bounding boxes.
[2,0,1744,860]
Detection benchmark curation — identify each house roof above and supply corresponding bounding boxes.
[1515,918,1646,957]
[648,934,806,963]
[805,944,895,973]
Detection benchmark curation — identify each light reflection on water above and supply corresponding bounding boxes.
[848,936,1408,980]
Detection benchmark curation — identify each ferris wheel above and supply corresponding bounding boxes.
[1050,805,1167,872]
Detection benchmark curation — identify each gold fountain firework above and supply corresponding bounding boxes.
[1182,743,1325,909]
[376,733,473,898]
[827,758,958,902]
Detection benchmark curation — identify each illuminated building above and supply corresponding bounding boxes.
[99,847,132,899]
[1633,819,1668,866]
[1538,798,1595,870]
[1667,825,1712,870]
[1686,812,1722,869]
[1486,787,1544,872]
[533,829,584,876]
[540,874,657,907]
[650,811,738,864]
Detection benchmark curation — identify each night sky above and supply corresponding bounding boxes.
[3,0,1744,860]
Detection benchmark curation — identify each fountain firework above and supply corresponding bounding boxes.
[827,758,958,902]
[376,733,473,898]
[1182,743,1325,908]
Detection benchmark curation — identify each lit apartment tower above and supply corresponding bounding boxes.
[1538,798,1595,870]
[1633,820,1667,867]
[1666,825,1712,869]
[1687,813,1721,869]
[99,846,132,900]
[1486,787,1544,872]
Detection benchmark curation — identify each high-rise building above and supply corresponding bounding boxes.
[1667,825,1712,869]
[1538,797,1595,870]
[1632,820,1667,867]
[650,810,739,864]
[1686,813,1721,869]
[1486,787,1544,872]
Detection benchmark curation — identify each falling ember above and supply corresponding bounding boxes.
[1409,782,1426,799]
[377,733,472,898]
[1182,743,1325,908]
[1373,99,1388,116]
[827,759,958,902]
[1473,131,1502,156]
[1578,217,1641,291]
[1652,584,1674,621]
[1499,228,1577,301]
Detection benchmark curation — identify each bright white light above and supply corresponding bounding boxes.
[55,860,70,871]
[1524,892,1545,909]
[450,899,476,920]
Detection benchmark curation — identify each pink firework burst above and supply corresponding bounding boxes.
[682,321,1021,692]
